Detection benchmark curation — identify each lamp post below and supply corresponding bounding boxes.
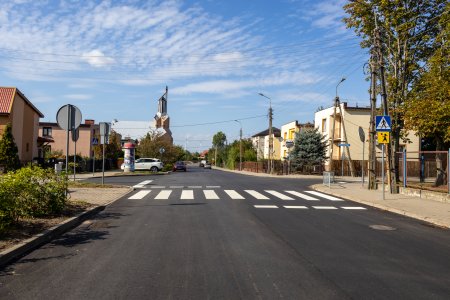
[258,93,273,174]
[234,120,242,171]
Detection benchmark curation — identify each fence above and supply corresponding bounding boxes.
[240,161,324,175]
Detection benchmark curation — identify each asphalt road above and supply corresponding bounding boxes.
[1,166,450,299]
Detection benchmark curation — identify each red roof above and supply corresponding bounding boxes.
[0,87,15,114]
[0,87,44,117]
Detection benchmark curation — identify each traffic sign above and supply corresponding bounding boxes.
[376,115,391,132]
[56,104,82,131]
[377,132,390,144]
[92,137,98,145]
[338,143,350,147]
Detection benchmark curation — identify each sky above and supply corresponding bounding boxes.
[0,0,370,152]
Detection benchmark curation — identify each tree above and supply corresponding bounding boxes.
[211,131,227,166]
[290,128,328,172]
[93,130,123,159]
[137,130,184,166]
[0,123,21,172]
[343,0,447,180]
[403,7,450,185]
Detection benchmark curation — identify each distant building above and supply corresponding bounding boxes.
[39,120,99,158]
[251,127,281,160]
[0,87,44,163]
[153,86,173,144]
[280,121,314,161]
[314,102,420,169]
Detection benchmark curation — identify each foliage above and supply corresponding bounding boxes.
[343,1,446,143]
[93,130,123,159]
[212,131,227,148]
[290,128,328,169]
[403,4,450,147]
[223,138,257,169]
[0,123,21,172]
[0,166,68,232]
[44,149,64,160]
[137,130,185,165]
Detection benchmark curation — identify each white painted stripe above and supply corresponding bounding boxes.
[206,186,221,188]
[128,190,151,200]
[244,190,269,200]
[133,185,145,188]
[181,190,194,200]
[170,186,184,188]
[155,190,172,200]
[254,205,278,208]
[203,190,219,199]
[341,206,367,210]
[265,190,294,200]
[305,191,344,201]
[188,186,202,189]
[312,206,338,210]
[224,190,245,199]
[283,206,308,209]
[151,186,166,189]
[284,191,319,201]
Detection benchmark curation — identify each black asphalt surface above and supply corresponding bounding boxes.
[1,166,450,299]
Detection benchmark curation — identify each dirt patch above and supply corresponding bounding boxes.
[0,201,94,252]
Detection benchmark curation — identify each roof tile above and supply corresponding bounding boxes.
[0,87,15,114]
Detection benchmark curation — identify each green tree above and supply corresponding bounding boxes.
[0,123,21,172]
[343,0,447,180]
[290,128,328,172]
[93,130,123,159]
[137,130,185,166]
[211,131,227,166]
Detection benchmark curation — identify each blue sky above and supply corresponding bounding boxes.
[0,0,369,152]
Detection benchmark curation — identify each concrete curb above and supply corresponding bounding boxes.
[0,187,134,269]
[311,184,450,229]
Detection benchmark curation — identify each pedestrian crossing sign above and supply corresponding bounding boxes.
[376,115,391,131]
[377,132,390,144]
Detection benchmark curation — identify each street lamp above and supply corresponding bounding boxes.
[336,77,346,98]
[234,120,242,171]
[258,93,273,174]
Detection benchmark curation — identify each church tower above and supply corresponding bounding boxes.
[154,86,173,144]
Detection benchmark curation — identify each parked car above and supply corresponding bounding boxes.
[204,162,211,169]
[121,158,163,172]
[199,159,207,167]
[173,161,187,172]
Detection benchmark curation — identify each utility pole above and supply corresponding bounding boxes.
[259,93,274,174]
[330,78,355,176]
[368,54,378,190]
[235,120,243,171]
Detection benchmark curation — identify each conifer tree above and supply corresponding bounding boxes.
[0,123,21,172]
[290,128,327,171]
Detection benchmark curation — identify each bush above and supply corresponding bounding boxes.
[0,166,68,231]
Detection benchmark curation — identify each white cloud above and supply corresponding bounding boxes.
[82,50,115,68]
[64,94,93,100]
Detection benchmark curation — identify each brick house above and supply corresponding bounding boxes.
[0,87,44,163]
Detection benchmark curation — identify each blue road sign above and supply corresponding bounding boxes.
[376,115,391,131]
[92,137,98,145]
[339,143,351,147]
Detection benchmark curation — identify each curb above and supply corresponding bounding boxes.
[0,187,134,269]
[311,184,450,229]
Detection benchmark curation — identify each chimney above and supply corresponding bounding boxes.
[85,119,95,125]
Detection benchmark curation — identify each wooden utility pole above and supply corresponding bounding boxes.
[368,54,378,190]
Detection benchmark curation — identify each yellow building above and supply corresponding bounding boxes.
[280,121,313,161]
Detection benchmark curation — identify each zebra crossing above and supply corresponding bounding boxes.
[127,180,367,211]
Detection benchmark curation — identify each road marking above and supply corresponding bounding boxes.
[170,186,184,188]
[224,190,245,199]
[206,186,221,188]
[181,190,194,200]
[284,191,319,200]
[254,205,278,208]
[133,180,153,188]
[244,190,269,200]
[151,186,166,189]
[305,191,344,201]
[265,190,294,200]
[188,186,202,189]
[341,206,367,210]
[283,205,308,209]
[312,206,338,209]
[204,190,219,199]
[155,190,172,200]
[128,190,151,200]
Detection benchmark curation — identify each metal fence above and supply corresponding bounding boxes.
[240,161,324,175]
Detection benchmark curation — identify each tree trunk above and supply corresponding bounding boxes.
[434,137,446,187]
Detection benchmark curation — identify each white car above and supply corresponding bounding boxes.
[121,158,163,172]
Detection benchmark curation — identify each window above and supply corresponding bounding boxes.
[284,132,287,141]
[322,119,327,133]
[289,129,295,139]
[43,127,52,137]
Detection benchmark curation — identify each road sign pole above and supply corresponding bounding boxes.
[65,105,71,174]
[73,140,76,181]
[362,140,365,186]
[102,140,105,185]
[382,144,385,200]
[93,149,95,177]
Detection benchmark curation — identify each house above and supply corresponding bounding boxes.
[0,87,44,163]
[39,119,100,158]
[314,102,420,169]
[280,121,314,161]
[251,127,282,160]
